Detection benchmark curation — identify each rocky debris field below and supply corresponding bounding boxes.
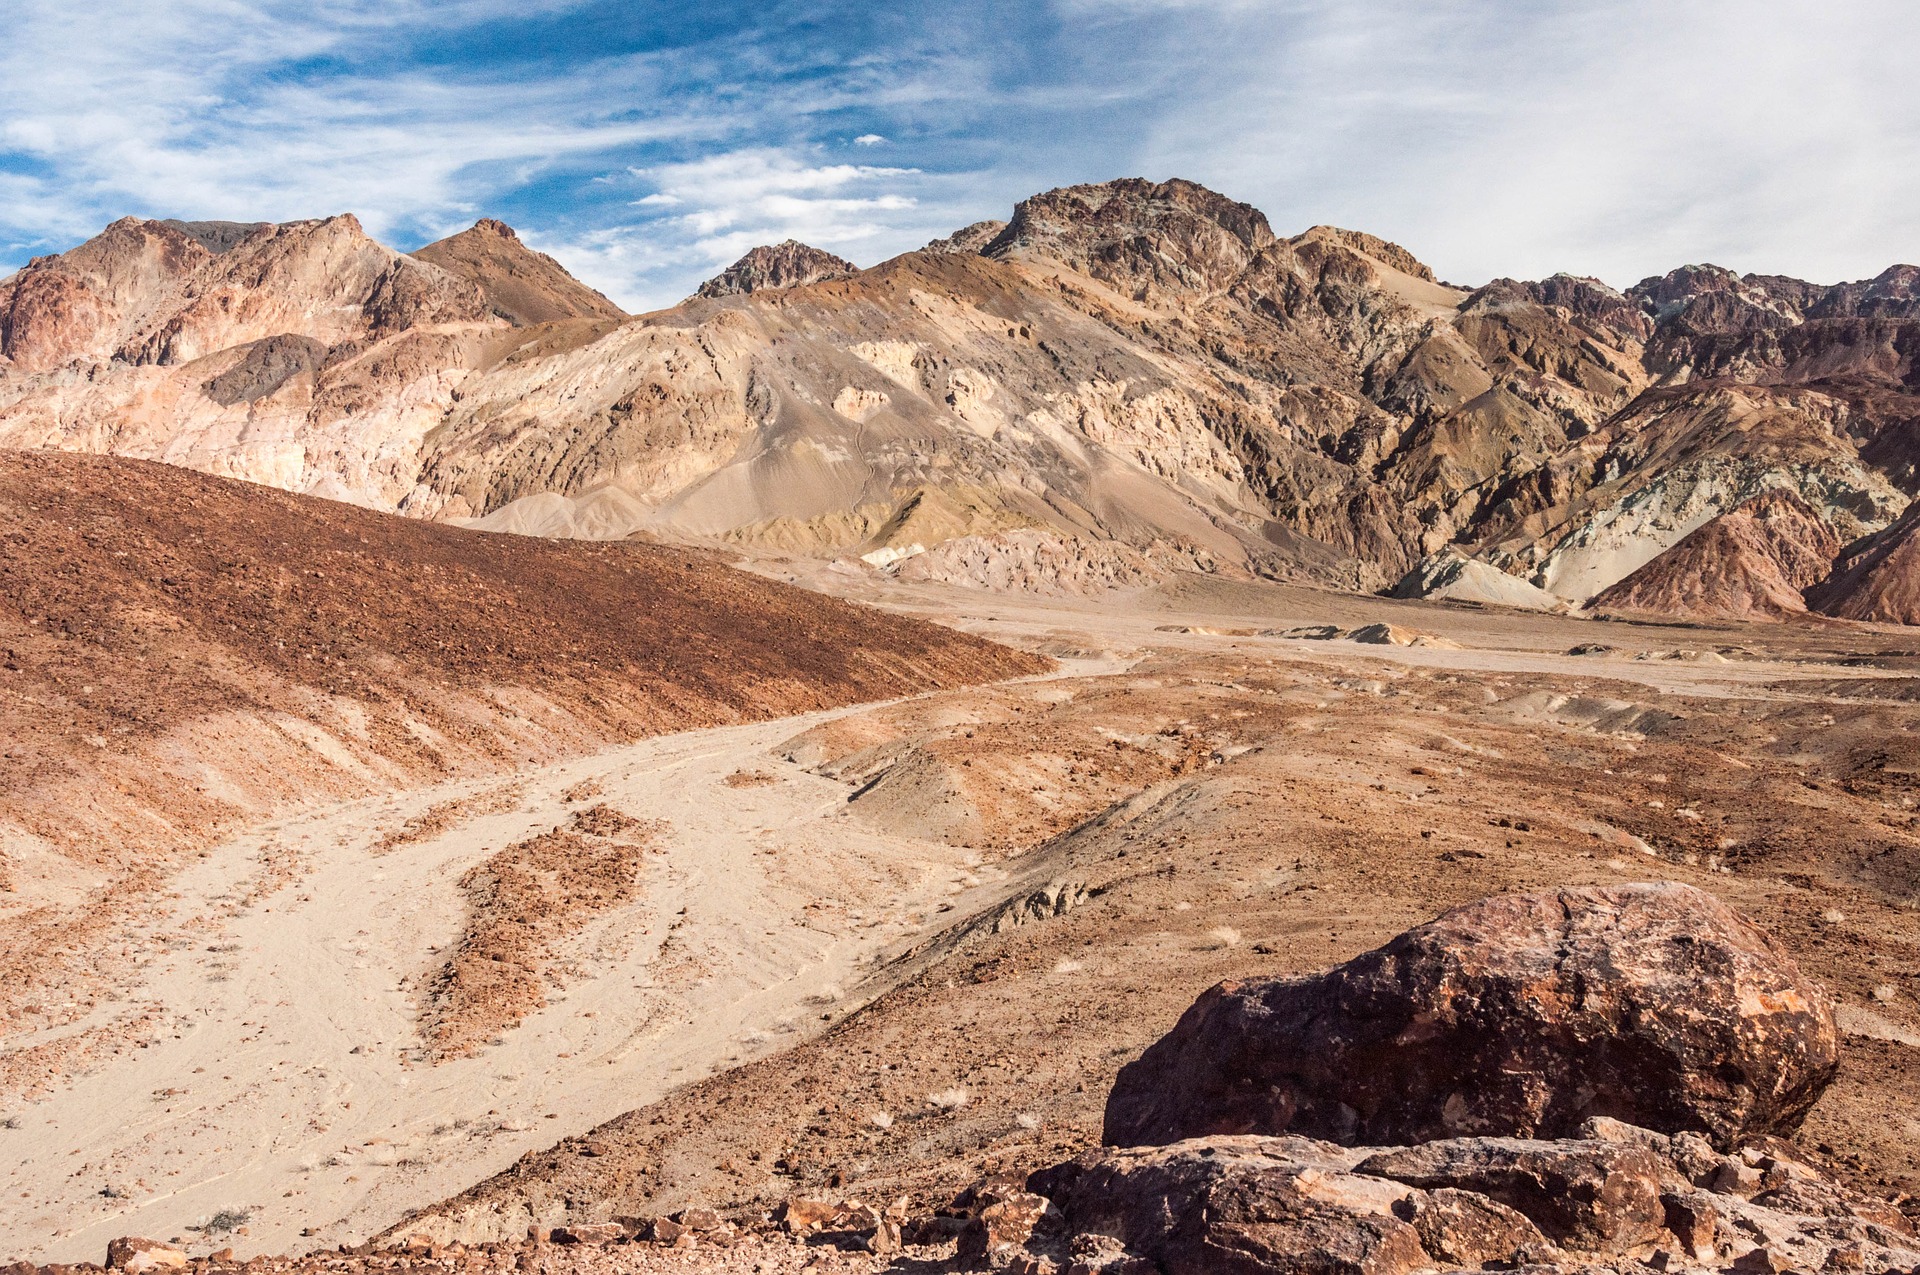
[39,883,1920,1274]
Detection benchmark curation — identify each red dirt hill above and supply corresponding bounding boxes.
[1587,490,1840,621]
[0,447,1044,1031]
[1807,496,1920,625]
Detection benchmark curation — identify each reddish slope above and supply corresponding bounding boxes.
[410,218,625,325]
[1587,489,1840,620]
[0,448,1045,1033]
[1807,497,1920,625]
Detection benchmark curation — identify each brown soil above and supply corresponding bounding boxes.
[372,786,526,857]
[424,806,659,1058]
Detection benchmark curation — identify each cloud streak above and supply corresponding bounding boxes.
[3,0,1915,307]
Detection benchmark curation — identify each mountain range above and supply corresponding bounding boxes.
[3,177,1917,621]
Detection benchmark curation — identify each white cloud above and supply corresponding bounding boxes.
[1105,0,1920,286]
[854,133,887,146]
[543,147,964,309]
[0,0,721,251]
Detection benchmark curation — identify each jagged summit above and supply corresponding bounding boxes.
[1293,225,1437,281]
[981,176,1277,296]
[694,239,857,298]
[0,212,491,372]
[923,219,1006,254]
[154,218,270,255]
[411,218,625,325]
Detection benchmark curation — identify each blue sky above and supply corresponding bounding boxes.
[2,0,1915,311]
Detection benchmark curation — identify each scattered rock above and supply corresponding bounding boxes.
[1104,883,1838,1150]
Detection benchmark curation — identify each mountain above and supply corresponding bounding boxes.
[3,180,1918,612]
[694,239,857,298]
[1806,495,1920,624]
[411,218,625,325]
[1586,489,1842,621]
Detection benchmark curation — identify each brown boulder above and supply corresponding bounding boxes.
[1353,1138,1665,1253]
[103,1239,186,1274]
[1104,884,1837,1151]
[1031,1126,1920,1275]
[1402,1188,1553,1267]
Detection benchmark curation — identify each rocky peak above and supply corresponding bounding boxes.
[983,177,1276,299]
[154,219,271,255]
[1630,264,1808,332]
[1465,273,1654,341]
[1812,263,1920,319]
[923,219,1007,255]
[0,218,212,370]
[411,219,625,326]
[694,240,858,299]
[1295,225,1437,281]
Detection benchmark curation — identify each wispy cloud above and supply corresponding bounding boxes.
[1085,0,1920,287]
[539,148,973,308]
[4,0,1914,306]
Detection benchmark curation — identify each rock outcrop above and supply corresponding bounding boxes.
[1033,1123,1920,1275]
[1391,551,1567,611]
[410,218,625,325]
[1588,489,1843,621]
[1103,883,1838,1151]
[693,240,857,298]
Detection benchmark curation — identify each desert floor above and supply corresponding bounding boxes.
[10,567,1920,1263]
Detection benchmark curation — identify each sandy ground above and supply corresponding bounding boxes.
[1,659,1111,1263]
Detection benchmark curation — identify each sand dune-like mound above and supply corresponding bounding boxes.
[1587,489,1840,620]
[411,218,626,326]
[1807,497,1920,624]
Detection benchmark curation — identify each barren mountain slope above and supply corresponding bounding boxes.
[1588,488,1842,620]
[0,448,1043,1114]
[1808,495,1920,624]
[3,180,1918,610]
[411,219,626,326]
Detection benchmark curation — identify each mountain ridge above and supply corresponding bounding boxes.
[4,179,1917,620]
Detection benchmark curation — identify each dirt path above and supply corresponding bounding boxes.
[2,660,1116,1263]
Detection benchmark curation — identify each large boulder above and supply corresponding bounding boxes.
[1104,884,1837,1151]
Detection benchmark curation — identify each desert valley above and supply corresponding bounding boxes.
[2,174,1920,1275]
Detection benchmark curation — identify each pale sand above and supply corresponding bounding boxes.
[3,660,1115,1263]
